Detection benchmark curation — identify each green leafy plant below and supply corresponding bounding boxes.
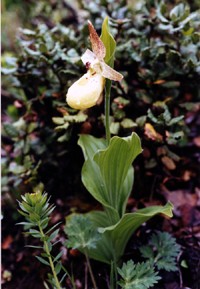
[117,231,180,289]
[17,192,75,289]
[64,17,174,267]
[65,214,101,289]
[139,232,181,272]
[4,0,198,287]
[117,260,161,289]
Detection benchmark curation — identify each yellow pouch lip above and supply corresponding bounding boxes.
[66,71,105,110]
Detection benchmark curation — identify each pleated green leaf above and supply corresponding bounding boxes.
[100,16,116,66]
[86,201,173,263]
[93,133,142,217]
[100,16,116,95]
[78,135,120,225]
[78,133,142,224]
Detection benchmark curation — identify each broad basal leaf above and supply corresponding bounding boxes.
[78,133,142,223]
[78,135,120,225]
[93,132,142,217]
[85,202,174,263]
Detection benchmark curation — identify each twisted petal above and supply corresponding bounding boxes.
[88,20,106,60]
[101,61,123,81]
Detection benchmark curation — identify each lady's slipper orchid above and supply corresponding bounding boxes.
[66,20,123,110]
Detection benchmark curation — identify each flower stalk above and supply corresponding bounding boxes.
[105,88,111,145]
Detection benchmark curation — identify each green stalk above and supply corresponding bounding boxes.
[84,247,98,289]
[38,222,61,289]
[105,87,111,146]
[113,252,118,289]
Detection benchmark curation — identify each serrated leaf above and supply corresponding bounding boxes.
[140,232,180,272]
[117,260,161,289]
[65,214,101,250]
[139,245,154,264]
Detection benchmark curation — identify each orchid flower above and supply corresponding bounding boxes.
[66,20,123,110]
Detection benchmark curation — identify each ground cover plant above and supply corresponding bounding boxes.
[1,0,200,288]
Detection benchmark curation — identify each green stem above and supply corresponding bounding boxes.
[113,253,118,289]
[84,247,98,289]
[38,223,61,289]
[105,89,111,146]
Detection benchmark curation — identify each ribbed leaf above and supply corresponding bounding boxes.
[93,133,142,217]
[78,135,119,225]
[100,16,116,66]
[100,16,116,94]
[78,133,142,224]
[86,202,173,263]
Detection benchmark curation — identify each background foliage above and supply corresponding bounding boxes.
[1,0,200,287]
[2,0,200,203]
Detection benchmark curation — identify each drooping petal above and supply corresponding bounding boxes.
[88,20,106,60]
[81,49,96,65]
[101,61,123,81]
